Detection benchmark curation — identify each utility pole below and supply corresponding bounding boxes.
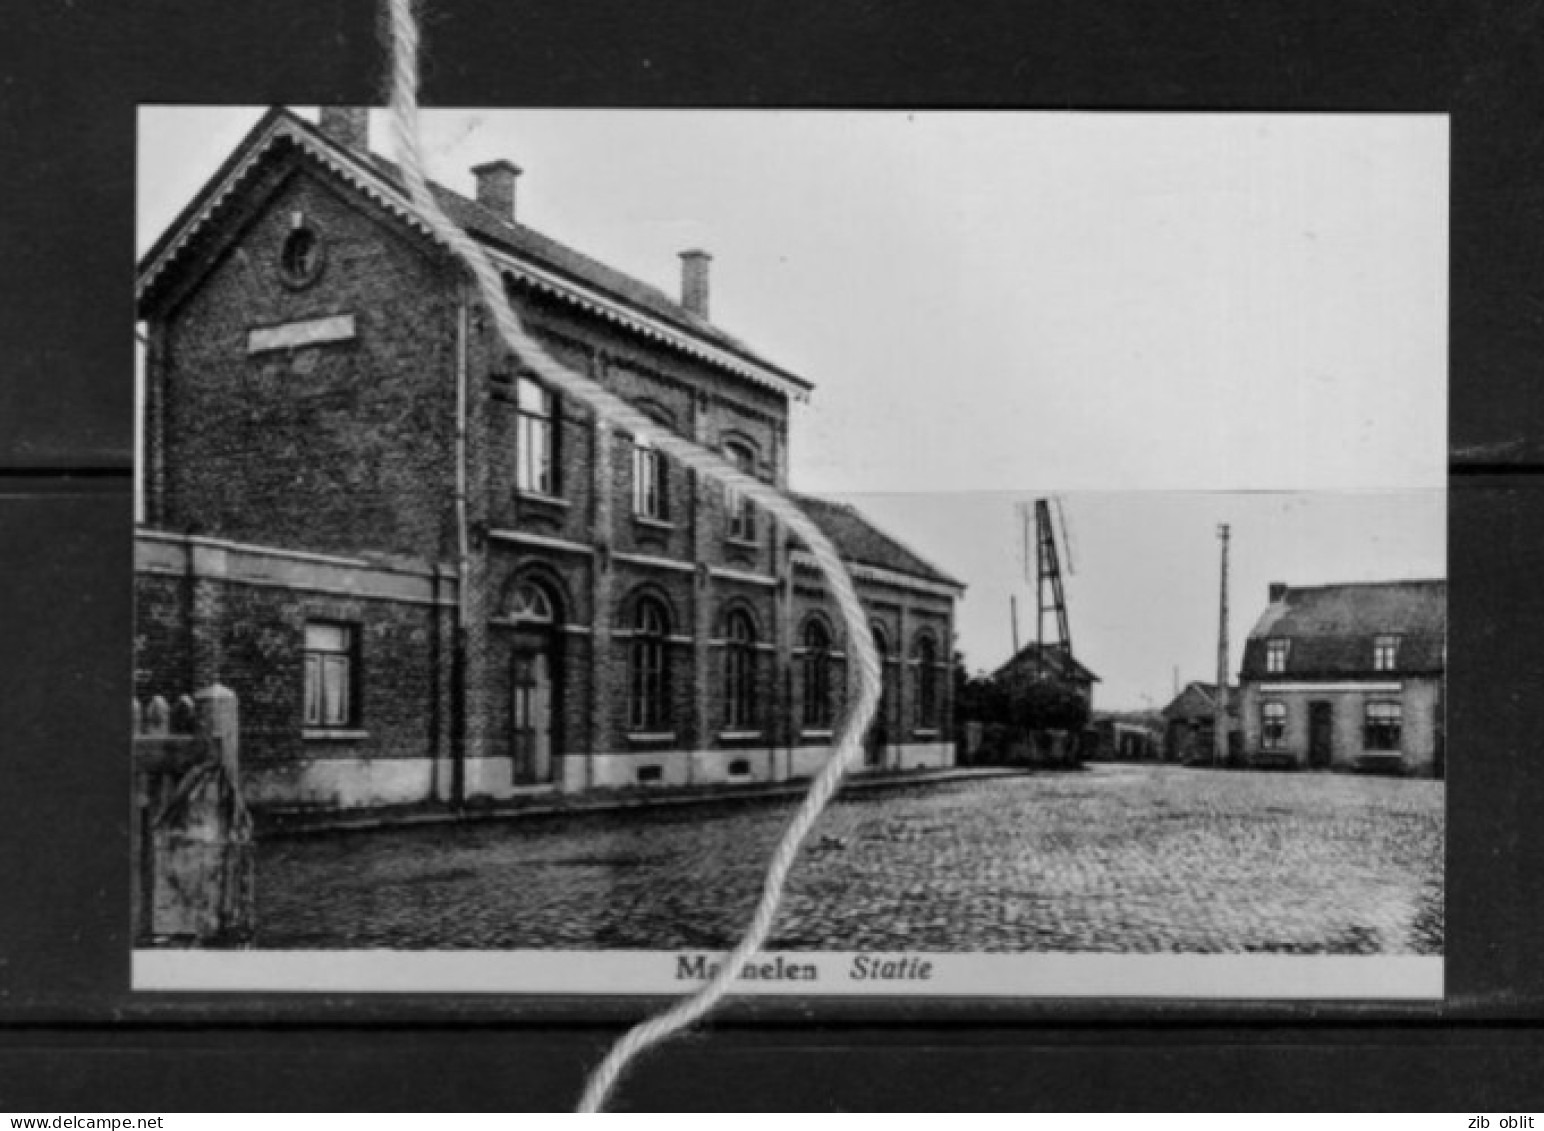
[1214,523,1231,767]
[1010,595,1020,655]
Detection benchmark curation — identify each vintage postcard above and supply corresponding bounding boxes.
[131,108,1446,999]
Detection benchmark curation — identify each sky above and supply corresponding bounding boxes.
[137,108,1448,707]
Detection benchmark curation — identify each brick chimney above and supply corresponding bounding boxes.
[679,249,712,318]
[472,160,521,223]
[319,107,370,151]
[1268,582,1288,602]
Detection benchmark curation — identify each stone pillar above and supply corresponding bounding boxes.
[589,410,614,780]
[143,319,169,527]
[689,392,713,774]
[460,292,492,773]
[195,682,240,779]
[776,568,795,781]
[895,602,910,769]
[187,542,228,691]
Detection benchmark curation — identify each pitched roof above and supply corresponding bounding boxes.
[136,107,810,401]
[1160,681,1239,720]
[1241,579,1447,678]
[790,493,964,592]
[993,642,1100,684]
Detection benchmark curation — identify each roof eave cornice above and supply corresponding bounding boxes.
[792,550,964,598]
[136,113,812,403]
[481,241,810,404]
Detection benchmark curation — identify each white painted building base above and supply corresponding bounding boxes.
[246,741,957,809]
[245,756,439,810]
[576,740,956,791]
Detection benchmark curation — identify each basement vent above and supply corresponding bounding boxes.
[636,765,663,785]
[728,759,751,777]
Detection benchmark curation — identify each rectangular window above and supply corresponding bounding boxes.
[1373,634,1400,672]
[1265,638,1290,674]
[632,442,666,520]
[724,442,757,542]
[1363,701,1403,751]
[516,376,556,495]
[304,622,356,728]
[1261,701,1287,749]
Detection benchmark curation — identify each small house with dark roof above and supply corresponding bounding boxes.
[134,106,962,811]
[1238,580,1446,776]
[1159,681,1239,763]
[990,643,1099,711]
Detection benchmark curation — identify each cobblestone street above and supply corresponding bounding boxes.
[254,765,1444,953]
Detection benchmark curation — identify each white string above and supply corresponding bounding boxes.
[382,0,882,1111]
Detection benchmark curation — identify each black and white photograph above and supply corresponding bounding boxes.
[131,106,1446,998]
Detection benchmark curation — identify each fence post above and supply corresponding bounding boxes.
[195,682,239,778]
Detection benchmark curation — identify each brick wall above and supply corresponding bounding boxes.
[1239,677,1444,774]
[149,158,459,564]
[135,573,454,798]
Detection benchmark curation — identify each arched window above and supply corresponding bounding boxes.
[723,609,757,731]
[913,634,939,729]
[508,580,556,624]
[628,597,671,732]
[801,618,833,731]
[724,440,757,541]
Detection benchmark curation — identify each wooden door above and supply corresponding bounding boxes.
[512,648,554,784]
[1308,701,1333,769]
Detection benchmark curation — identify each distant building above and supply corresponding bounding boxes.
[991,643,1099,715]
[1237,580,1446,776]
[1090,713,1163,761]
[1159,681,1238,763]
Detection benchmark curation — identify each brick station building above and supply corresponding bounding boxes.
[135,106,963,811]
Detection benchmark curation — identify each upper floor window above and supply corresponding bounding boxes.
[723,609,757,731]
[724,441,757,542]
[516,376,557,495]
[801,618,833,731]
[1364,700,1403,751]
[628,597,671,732]
[632,438,667,521]
[1261,701,1287,749]
[304,622,357,728]
[1373,634,1400,672]
[913,634,939,729]
[1265,638,1290,674]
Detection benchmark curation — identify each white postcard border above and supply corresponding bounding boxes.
[134,950,1442,1000]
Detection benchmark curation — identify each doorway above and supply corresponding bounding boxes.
[863,624,892,769]
[1308,700,1334,769]
[511,644,556,785]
